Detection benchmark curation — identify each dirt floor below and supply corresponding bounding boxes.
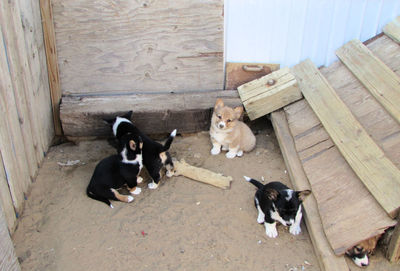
[12,118,399,271]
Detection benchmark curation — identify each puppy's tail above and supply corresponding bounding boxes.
[86,187,114,208]
[243,176,264,189]
[161,129,177,152]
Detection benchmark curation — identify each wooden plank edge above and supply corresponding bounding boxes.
[271,110,349,271]
[40,0,63,136]
[383,16,400,44]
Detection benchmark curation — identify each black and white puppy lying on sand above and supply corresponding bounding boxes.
[244,176,311,238]
[107,111,176,189]
[87,133,143,208]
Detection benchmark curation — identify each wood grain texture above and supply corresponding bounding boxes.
[271,110,349,271]
[0,202,20,271]
[225,62,280,90]
[293,59,400,219]
[0,1,38,184]
[336,39,400,125]
[60,90,241,137]
[238,67,302,120]
[20,0,55,144]
[384,16,400,43]
[39,0,62,136]
[386,215,400,262]
[52,0,224,94]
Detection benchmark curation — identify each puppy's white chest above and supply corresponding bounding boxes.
[211,129,231,144]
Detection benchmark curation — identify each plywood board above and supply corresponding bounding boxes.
[0,154,16,233]
[271,110,349,271]
[336,39,400,125]
[60,90,241,137]
[293,59,400,219]
[225,62,279,90]
[384,16,400,43]
[238,67,302,120]
[52,0,224,94]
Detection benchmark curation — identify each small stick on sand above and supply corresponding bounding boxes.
[173,159,232,189]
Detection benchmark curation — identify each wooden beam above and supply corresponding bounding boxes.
[271,110,349,271]
[292,59,400,218]
[60,90,241,137]
[0,153,16,233]
[238,67,302,120]
[384,16,400,43]
[336,39,400,125]
[40,0,63,136]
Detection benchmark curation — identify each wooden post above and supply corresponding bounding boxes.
[387,218,400,263]
[40,0,63,136]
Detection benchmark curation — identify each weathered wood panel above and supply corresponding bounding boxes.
[60,90,241,137]
[271,110,349,271]
[336,39,400,125]
[293,59,400,219]
[0,0,54,233]
[0,202,20,271]
[52,0,224,94]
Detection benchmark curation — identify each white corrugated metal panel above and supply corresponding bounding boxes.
[225,0,400,68]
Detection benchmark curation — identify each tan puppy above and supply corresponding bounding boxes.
[209,99,256,159]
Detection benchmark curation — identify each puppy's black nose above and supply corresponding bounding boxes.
[286,222,292,226]
[218,123,224,129]
[361,263,368,267]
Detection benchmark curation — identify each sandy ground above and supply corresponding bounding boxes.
[12,119,399,271]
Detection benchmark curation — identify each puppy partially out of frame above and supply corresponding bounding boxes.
[87,133,143,208]
[209,99,256,159]
[244,176,311,238]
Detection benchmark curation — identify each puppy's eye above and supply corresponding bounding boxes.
[227,119,232,123]
[217,115,222,119]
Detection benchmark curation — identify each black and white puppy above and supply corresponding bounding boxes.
[244,176,311,238]
[106,111,176,189]
[86,133,143,208]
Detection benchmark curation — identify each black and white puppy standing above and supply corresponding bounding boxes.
[244,176,311,238]
[86,133,143,208]
[107,111,176,189]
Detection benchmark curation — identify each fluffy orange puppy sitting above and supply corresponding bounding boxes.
[210,99,256,159]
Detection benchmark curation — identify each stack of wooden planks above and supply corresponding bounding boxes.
[270,33,400,270]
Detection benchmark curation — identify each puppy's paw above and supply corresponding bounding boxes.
[137,176,143,183]
[237,150,243,157]
[257,217,265,224]
[127,196,134,203]
[130,187,142,195]
[265,223,278,238]
[289,224,301,235]
[226,151,237,159]
[148,182,159,189]
[166,170,174,178]
[211,147,221,155]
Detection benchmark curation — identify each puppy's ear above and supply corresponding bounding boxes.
[129,140,136,151]
[121,110,133,120]
[234,106,244,119]
[296,190,311,202]
[215,98,224,109]
[265,188,279,201]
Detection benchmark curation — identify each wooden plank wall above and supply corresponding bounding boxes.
[52,0,224,95]
[0,0,54,235]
